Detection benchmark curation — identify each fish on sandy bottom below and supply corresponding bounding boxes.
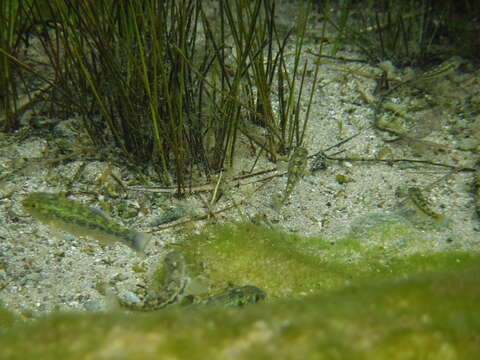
[22,192,151,253]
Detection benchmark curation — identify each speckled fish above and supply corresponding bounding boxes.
[282,146,308,204]
[120,250,188,311]
[407,187,444,221]
[22,192,151,253]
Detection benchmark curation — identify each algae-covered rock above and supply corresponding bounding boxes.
[0,266,479,359]
[177,222,479,300]
[180,223,354,299]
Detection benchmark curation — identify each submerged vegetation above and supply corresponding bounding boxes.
[0,0,319,194]
[177,222,480,299]
[319,0,480,66]
[0,1,36,133]
[1,0,477,192]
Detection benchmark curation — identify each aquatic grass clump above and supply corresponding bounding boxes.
[35,0,205,187]
[321,0,479,66]
[0,0,36,132]
[1,0,320,194]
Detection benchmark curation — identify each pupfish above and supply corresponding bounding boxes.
[282,147,308,204]
[414,56,463,83]
[22,192,151,253]
[407,187,444,220]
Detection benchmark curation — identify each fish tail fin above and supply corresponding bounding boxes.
[131,232,151,253]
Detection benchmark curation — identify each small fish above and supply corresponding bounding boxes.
[203,285,266,307]
[414,56,463,83]
[141,250,188,310]
[374,56,463,134]
[120,250,188,311]
[282,146,308,204]
[120,249,266,311]
[407,187,443,220]
[22,192,150,253]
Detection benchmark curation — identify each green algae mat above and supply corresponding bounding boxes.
[1,222,479,359]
